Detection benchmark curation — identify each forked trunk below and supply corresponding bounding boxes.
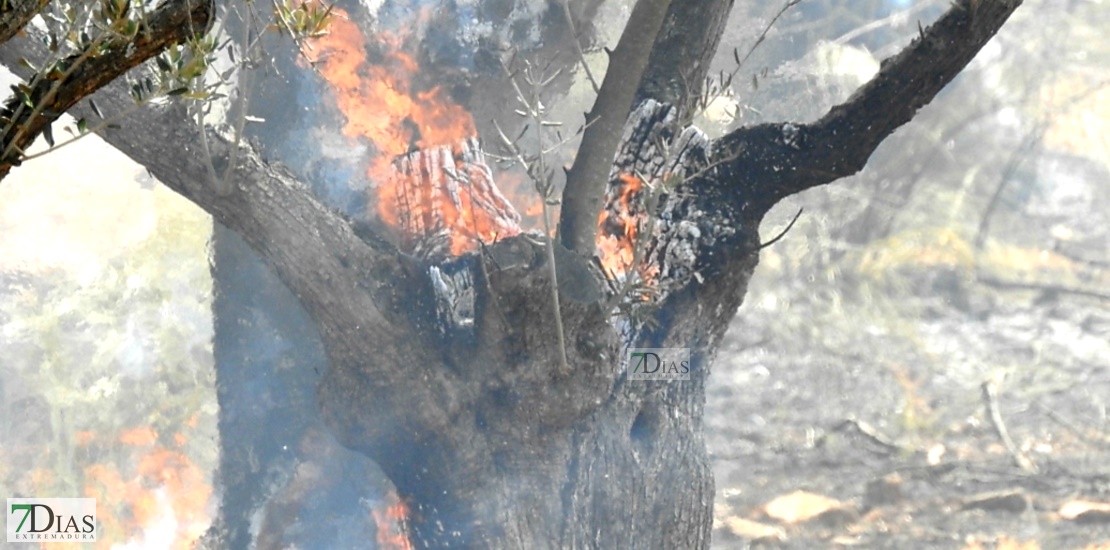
[316,102,766,549]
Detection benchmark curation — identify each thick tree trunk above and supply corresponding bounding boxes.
[203,226,328,548]
[0,1,1024,547]
[311,100,762,548]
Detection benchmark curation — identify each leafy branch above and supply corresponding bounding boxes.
[0,0,214,180]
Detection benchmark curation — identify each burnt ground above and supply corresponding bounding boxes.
[706,250,1110,549]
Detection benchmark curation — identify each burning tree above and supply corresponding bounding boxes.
[0,0,1025,548]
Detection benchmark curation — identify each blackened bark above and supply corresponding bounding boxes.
[710,0,1024,214]
[559,0,736,256]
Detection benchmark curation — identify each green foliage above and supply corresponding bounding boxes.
[274,0,334,40]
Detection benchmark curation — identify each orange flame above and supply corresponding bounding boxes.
[597,173,646,278]
[80,426,212,548]
[307,9,655,273]
[372,492,413,550]
[304,9,475,168]
[305,9,526,256]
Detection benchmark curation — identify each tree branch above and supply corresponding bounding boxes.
[710,0,1024,215]
[0,20,464,451]
[634,0,736,118]
[0,0,50,46]
[0,0,214,178]
[558,0,672,256]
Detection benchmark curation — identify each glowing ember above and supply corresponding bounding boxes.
[372,492,413,550]
[597,172,647,278]
[383,139,522,258]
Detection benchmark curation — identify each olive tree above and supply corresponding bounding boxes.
[0,0,1024,547]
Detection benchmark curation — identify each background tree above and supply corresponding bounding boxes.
[0,0,1050,548]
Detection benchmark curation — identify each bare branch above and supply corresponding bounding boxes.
[558,0,673,256]
[709,0,1025,214]
[758,208,802,250]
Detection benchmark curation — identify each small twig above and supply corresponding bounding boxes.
[0,1,95,155]
[981,380,1038,473]
[2,30,110,162]
[535,111,570,374]
[758,207,803,249]
[18,99,147,160]
[495,60,570,373]
[216,2,264,195]
[736,0,801,73]
[692,0,801,121]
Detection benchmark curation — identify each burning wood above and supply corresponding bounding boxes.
[383,137,522,261]
[304,10,525,261]
[597,99,714,295]
[305,9,711,314]
[373,492,413,550]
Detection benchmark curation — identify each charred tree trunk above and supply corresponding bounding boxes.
[0,0,1023,548]
[305,100,756,548]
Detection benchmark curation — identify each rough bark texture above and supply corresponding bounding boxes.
[635,0,736,117]
[0,0,50,45]
[0,0,1024,547]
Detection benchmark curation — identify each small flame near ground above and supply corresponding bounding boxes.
[67,423,211,549]
[373,492,413,550]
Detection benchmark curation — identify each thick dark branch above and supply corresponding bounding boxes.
[559,0,672,256]
[0,0,213,178]
[0,0,49,45]
[711,0,1023,214]
[635,0,736,119]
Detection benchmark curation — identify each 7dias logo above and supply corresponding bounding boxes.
[7,498,96,543]
[628,348,691,381]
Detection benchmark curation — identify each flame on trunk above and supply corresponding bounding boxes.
[372,492,413,550]
[597,173,647,278]
[305,8,523,256]
[304,8,474,167]
[306,8,654,276]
